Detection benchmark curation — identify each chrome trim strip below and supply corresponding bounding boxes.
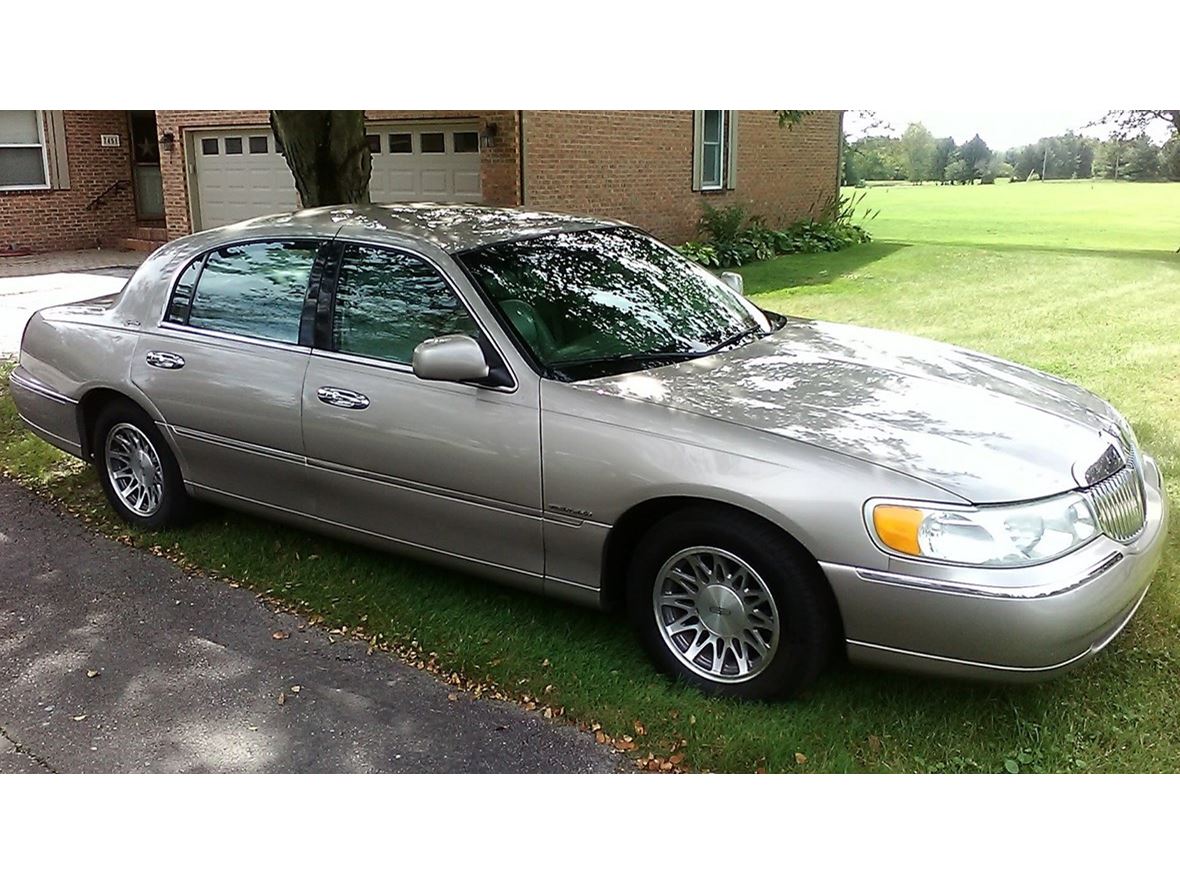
[156,321,313,355]
[17,414,83,456]
[9,370,78,405]
[171,425,304,465]
[843,551,1124,599]
[845,638,1094,674]
[846,584,1148,673]
[306,459,542,521]
[187,481,543,581]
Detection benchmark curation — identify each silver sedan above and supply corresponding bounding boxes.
[9,204,1168,699]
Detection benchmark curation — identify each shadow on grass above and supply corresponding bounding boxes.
[741,242,910,296]
[880,238,1180,267]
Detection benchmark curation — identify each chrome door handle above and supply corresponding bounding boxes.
[145,351,185,370]
[316,386,370,410]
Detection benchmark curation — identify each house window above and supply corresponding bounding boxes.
[693,110,737,192]
[0,110,49,189]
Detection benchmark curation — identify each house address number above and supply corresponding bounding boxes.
[101,134,121,147]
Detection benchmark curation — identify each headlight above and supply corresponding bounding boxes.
[869,493,1098,566]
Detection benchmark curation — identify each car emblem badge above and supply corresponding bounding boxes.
[1074,432,1127,487]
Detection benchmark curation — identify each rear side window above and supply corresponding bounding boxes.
[332,244,477,364]
[183,241,319,344]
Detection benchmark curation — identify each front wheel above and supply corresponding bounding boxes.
[626,507,835,700]
[94,401,192,530]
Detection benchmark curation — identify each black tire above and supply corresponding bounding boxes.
[93,399,192,530]
[626,506,835,701]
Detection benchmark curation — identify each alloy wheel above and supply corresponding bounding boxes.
[652,546,780,683]
[105,422,165,518]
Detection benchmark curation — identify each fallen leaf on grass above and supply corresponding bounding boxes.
[795,752,808,765]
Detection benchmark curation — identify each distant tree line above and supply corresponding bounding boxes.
[844,122,1180,186]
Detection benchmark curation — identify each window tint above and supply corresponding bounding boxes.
[187,241,318,343]
[366,134,381,154]
[201,138,219,156]
[388,133,412,153]
[332,245,477,364]
[224,136,243,155]
[249,135,269,154]
[420,132,445,153]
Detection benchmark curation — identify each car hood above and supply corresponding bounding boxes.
[580,317,1125,503]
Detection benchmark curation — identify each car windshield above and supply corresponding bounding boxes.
[456,227,774,380]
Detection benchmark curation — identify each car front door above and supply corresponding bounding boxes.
[131,238,321,513]
[300,240,544,586]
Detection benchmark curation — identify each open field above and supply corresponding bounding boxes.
[3,179,1179,772]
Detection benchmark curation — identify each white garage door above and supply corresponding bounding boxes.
[368,123,483,203]
[190,122,483,231]
[192,129,297,230]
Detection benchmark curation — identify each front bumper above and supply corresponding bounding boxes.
[823,455,1169,681]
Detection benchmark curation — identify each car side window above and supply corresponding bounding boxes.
[331,244,478,364]
[184,240,319,344]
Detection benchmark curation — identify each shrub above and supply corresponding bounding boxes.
[678,197,873,268]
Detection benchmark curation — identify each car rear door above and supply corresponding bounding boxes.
[300,240,544,586]
[131,238,323,513]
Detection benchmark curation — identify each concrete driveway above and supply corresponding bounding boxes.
[0,480,618,773]
[0,250,141,356]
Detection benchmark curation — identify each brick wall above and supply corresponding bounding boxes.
[0,111,137,253]
[521,110,841,243]
[3,110,840,253]
[154,110,519,240]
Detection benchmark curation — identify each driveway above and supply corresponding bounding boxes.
[0,250,142,356]
[0,480,618,773]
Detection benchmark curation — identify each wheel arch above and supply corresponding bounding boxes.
[76,386,171,463]
[599,495,845,648]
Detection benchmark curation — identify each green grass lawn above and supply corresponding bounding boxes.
[3,179,1179,773]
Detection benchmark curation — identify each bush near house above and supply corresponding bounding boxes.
[679,194,874,268]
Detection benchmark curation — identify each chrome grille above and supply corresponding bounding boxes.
[1087,450,1147,542]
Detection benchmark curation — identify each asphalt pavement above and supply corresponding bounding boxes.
[0,479,618,773]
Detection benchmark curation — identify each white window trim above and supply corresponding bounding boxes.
[700,110,726,191]
[692,110,738,192]
[0,110,51,192]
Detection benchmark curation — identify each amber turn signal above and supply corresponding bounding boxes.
[872,504,925,556]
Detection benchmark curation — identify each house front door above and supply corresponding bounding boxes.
[128,110,164,220]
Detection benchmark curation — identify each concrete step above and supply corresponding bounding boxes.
[133,226,169,243]
[101,236,159,253]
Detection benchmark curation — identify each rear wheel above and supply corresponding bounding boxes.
[626,507,834,700]
[94,401,191,530]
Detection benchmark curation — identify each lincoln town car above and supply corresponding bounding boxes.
[9,205,1168,699]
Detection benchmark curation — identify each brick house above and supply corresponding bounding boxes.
[0,110,842,255]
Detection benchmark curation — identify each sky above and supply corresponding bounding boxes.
[850,110,1174,149]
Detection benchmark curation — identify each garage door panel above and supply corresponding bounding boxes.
[192,122,482,231]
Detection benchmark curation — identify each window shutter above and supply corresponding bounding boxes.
[725,110,738,190]
[43,110,69,190]
[691,110,704,191]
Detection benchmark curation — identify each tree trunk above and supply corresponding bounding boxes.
[270,110,371,208]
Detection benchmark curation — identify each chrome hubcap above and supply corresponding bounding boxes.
[105,423,164,517]
[652,546,780,683]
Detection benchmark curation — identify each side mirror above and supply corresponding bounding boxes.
[412,335,490,383]
[719,271,744,295]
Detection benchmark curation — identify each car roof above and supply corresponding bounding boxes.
[204,202,623,253]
